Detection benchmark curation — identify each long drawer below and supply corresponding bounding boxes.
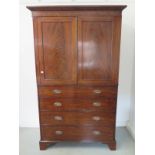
[40,111,115,126]
[38,86,117,98]
[39,98,116,112]
[41,126,114,141]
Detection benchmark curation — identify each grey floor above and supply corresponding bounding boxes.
[19,127,134,155]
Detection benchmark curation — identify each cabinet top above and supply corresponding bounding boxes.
[27,5,127,12]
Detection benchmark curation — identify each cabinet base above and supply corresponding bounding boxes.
[39,141,56,150]
[107,141,116,150]
[39,140,116,151]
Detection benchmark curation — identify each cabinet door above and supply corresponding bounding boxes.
[78,17,121,86]
[37,17,77,85]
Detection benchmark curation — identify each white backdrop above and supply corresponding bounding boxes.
[19,0,135,135]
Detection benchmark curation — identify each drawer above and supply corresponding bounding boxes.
[39,98,116,112]
[38,86,117,98]
[40,111,115,126]
[41,126,114,141]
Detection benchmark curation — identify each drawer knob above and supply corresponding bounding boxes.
[92,102,101,107]
[53,102,62,107]
[55,130,63,135]
[93,90,102,94]
[92,116,101,121]
[40,70,44,74]
[54,116,63,121]
[52,89,62,94]
[93,130,101,135]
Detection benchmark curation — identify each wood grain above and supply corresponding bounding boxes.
[37,17,77,85]
[39,97,116,112]
[27,5,126,11]
[41,126,114,141]
[78,17,113,85]
[38,86,117,98]
[40,111,115,126]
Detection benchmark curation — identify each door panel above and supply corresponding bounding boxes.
[37,17,77,85]
[78,17,120,85]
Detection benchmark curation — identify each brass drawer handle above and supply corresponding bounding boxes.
[52,89,62,94]
[53,102,62,107]
[93,130,101,135]
[54,116,63,121]
[55,130,63,135]
[92,116,101,121]
[92,102,101,107]
[93,89,102,94]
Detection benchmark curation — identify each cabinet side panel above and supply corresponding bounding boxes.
[33,17,41,84]
[112,16,122,83]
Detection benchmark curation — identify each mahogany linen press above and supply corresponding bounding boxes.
[27,5,126,150]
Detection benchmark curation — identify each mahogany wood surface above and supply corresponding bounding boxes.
[38,86,117,98]
[27,5,126,11]
[37,17,77,85]
[40,111,115,126]
[27,5,126,151]
[78,17,113,85]
[39,97,116,112]
[40,126,114,141]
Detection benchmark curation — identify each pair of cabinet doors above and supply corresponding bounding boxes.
[35,16,121,86]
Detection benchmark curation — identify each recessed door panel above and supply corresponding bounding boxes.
[78,17,120,85]
[37,17,77,85]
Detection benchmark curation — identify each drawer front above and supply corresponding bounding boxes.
[40,111,115,126]
[38,86,117,98]
[41,126,114,141]
[39,98,116,112]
